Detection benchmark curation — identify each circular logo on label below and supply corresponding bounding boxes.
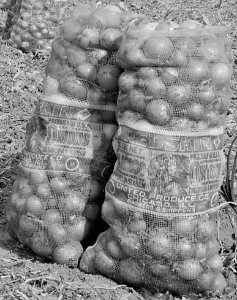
[211,192,219,207]
[65,157,80,171]
[108,179,115,195]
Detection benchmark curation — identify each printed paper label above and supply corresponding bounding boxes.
[21,100,93,172]
[106,125,224,214]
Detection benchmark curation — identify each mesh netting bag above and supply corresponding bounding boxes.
[79,20,234,295]
[3,0,73,52]
[5,4,143,267]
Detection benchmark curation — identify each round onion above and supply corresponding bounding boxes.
[211,62,232,88]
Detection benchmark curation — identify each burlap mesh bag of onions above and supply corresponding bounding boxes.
[5,4,142,267]
[79,19,234,295]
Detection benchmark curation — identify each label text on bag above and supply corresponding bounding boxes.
[107,126,224,214]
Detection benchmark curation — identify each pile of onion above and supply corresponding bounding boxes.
[6,164,108,266]
[117,20,233,131]
[80,205,226,294]
[5,0,72,52]
[43,3,142,103]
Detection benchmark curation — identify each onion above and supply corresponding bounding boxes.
[124,45,148,67]
[119,259,144,286]
[169,50,188,67]
[87,49,108,66]
[118,71,137,92]
[128,89,146,113]
[175,238,193,259]
[198,219,216,240]
[106,239,124,259]
[77,27,100,49]
[119,233,143,257]
[68,218,91,242]
[198,40,223,63]
[70,4,91,23]
[120,109,141,124]
[87,87,107,105]
[29,169,47,185]
[145,77,166,97]
[195,270,215,292]
[205,111,220,127]
[212,95,230,114]
[147,231,173,259]
[30,230,52,257]
[99,28,122,50]
[37,183,51,198]
[53,242,83,267]
[197,85,216,105]
[210,273,227,293]
[26,196,44,217]
[52,39,68,60]
[127,219,147,232]
[76,62,97,82]
[143,37,174,62]
[47,223,68,245]
[97,64,122,92]
[195,242,208,259]
[62,21,81,42]
[145,99,172,126]
[93,6,122,28]
[61,190,86,214]
[161,67,179,84]
[175,37,197,55]
[187,103,205,121]
[176,259,203,280]
[18,215,38,236]
[174,218,196,235]
[43,209,62,225]
[50,177,69,193]
[184,60,209,82]
[101,200,117,224]
[87,13,107,28]
[79,247,96,273]
[43,76,60,96]
[149,260,170,276]
[66,45,87,67]
[210,62,232,88]
[167,84,190,105]
[205,254,223,272]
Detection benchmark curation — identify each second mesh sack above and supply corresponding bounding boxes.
[80,20,234,295]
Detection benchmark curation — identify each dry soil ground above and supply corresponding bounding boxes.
[0,0,237,299]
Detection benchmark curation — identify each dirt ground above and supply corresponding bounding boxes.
[0,0,237,299]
